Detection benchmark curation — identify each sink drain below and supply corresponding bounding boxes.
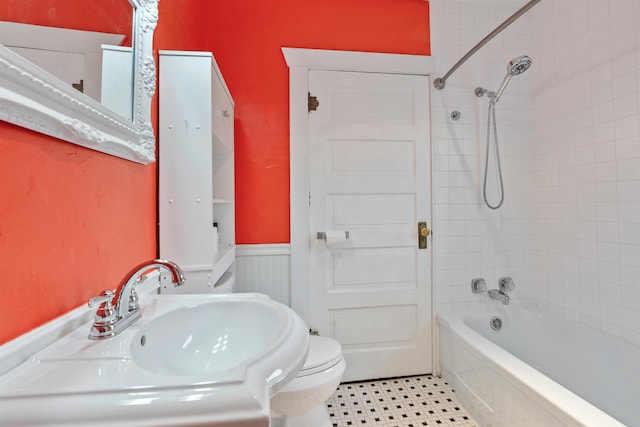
[489,316,503,331]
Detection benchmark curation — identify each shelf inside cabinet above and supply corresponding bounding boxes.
[213,198,233,205]
[213,130,232,155]
[214,270,234,290]
[212,245,235,285]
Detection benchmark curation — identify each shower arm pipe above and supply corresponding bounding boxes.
[433,0,541,90]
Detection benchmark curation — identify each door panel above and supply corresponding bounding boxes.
[332,248,415,288]
[332,306,418,345]
[309,69,431,381]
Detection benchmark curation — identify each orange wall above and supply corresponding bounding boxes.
[0,0,132,44]
[0,0,430,345]
[0,0,148,345]
[201,0,431,243]
[0,125,157,345]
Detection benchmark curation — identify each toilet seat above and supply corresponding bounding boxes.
[296,336,343,377]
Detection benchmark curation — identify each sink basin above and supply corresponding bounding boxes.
[131,299,290,376]
[0,293,309,427]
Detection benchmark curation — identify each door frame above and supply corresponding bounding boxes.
[282,47,435,324]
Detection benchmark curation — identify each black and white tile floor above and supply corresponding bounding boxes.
[326,375,480,427]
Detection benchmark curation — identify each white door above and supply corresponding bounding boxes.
[308,70,432,382]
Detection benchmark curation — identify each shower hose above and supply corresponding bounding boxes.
[483,98,505,209]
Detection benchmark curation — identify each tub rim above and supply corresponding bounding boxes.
[437,308,626,427]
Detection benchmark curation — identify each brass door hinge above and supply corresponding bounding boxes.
[308,92,319,112]
[72,79,84,93]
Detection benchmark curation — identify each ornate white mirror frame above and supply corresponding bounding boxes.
[0,0,158,164]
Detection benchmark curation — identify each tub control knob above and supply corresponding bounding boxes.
[471,278,487,294]
[499,277,515,292]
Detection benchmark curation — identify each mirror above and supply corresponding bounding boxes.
[0,0,158,164]
[0,22,130,116]
[0,0,132,111]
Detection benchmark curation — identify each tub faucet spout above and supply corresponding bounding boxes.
[488,289,510,305]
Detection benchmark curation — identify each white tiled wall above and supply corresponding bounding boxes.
[429,0,538,311]
[529,0,640,345]
[431,0,640,346]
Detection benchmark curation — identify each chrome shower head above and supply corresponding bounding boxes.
[493,55,532,102]
[507,55,532,76]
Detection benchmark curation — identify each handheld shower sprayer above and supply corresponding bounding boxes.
[494,55,532,102]
[476,55,532,210]
[476,55,532,103]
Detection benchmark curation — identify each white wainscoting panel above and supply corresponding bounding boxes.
[235,244,291,306]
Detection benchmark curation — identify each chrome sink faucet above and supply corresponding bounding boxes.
[88,259,185,339]
[488,276,515,305]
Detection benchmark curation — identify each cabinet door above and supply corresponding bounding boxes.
[159,54,214,269]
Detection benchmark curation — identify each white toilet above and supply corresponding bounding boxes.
[271,335,346,427]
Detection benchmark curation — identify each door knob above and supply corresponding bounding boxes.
[418,222,430,249]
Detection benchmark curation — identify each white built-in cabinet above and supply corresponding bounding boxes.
[158,51,235,293]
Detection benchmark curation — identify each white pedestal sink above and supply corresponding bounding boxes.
[0,293,309,426]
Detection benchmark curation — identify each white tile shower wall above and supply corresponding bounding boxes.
[529,0,640,345]
[432,0,640,347]
[429,1,539,313]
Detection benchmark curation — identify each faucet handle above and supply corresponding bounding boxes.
[128,288,140,312]
[499,277,515,293]
[88,289,115,307]
[88,290,116,322]
[88,290,117,340]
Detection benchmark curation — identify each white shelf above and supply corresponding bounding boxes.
[213,245,235,285]
[214,270,235,290]
[213,129,233,154]
[159,50,235,295]
[213,198,233,205]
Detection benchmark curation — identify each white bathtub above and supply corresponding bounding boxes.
[437,305,639,427]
